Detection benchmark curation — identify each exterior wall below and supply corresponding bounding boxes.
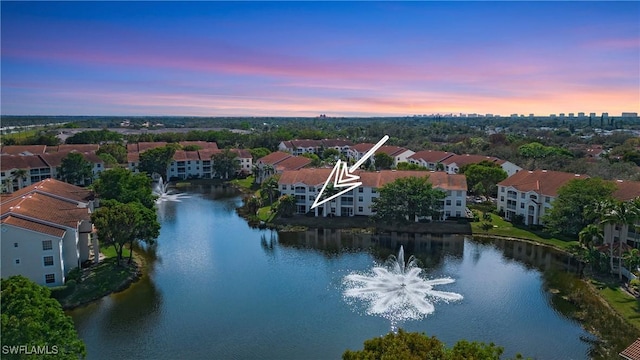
[61,228,81,278]
[0,225,65,286]
[394,150,415,166]
[279,183,466,220]
[604,222,640,248]
[497,185,553,225]
[408,158,442,171]
[277,142,291,153]
[500,162,522,177]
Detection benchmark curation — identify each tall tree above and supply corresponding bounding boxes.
[138,146,176,180]
[91,200,160,265]
[250,147,271,160]
[1,276,86,359]
[542,178,616,237]
[277,194,296,217]
[58,152,93,185]
[211,149,240,179]
[343,329,514,360]
[372,176,446,224]
[92,167,156,209]
[373,152,394,170]
[601,200,640,279]
[261,176,280,205]
[96,143,127,164]
[461,160,507,197]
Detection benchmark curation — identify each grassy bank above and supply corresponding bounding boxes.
[53,246,141,309]
[470,212,577,250]
[592,279,640,330]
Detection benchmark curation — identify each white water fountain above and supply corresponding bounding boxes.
[343,246,463,332]
[153,177,189,203]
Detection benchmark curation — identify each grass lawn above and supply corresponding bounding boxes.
[470,212,578,250]
[100,243,131,259]
[54,257,138,309]
[592,279,640,330]
[231,176,257,192]
[257,205,276,222]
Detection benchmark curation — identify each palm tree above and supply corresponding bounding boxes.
[601,200,640,279]
[246,196,262,215]
[322,183,339,217]
[261,176,279,205]
[12,169,28,191]
[623,248,640,274]
[578,224,603,251]
[277,195,296,218]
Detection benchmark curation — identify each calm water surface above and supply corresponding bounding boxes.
[70,185,593,359]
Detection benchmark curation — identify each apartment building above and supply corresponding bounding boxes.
[347,144,415,167]
[278,169,467,219]
[278,139,353,156]
[407,150,455,170]
[497,170,589,225]
[604,180,640,248]
[1,179,97,286]
[1,152,105,193]
[441,154,522,177]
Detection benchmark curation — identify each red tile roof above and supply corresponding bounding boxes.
[179,141,218,150]
[497,170,589,197]
[3,178,94,203]
[257,151,292,165]
[613,180,640,201]
[321,139,353,147]
[376,146,409,157]
[620,338,640,360]
[2,215,67,237]
[1,190,91,229]
[275,156,312,172]
[128,142,167,153]
[53,144,100,153]
[279,169,467,191]
[0,155,49,171]
[288,139,323,148]
[441,154,506,167]
[40,151,103,168]
[231,149,252,159]
[409,150,454,163]
[0,145,47,155]
[351,143,376,153]
[127,152,139,163]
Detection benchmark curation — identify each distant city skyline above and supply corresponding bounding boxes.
[1,2,638,117]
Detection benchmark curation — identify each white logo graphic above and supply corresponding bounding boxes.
[311,135,389,209]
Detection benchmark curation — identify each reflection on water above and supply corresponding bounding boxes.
[69,186,593,360]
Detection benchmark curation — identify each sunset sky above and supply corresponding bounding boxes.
[2,1,638,117]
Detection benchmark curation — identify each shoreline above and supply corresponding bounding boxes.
[58,251,145,310]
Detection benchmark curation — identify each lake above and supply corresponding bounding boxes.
[69,185,594,359]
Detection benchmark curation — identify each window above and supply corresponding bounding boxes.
[446,200,452,206]
[15,259,20,265]
[371,188,377,194]
[281,185,286,190]
[446,190,452,196]
[456,211,461,217]
[457,190,463,197]
[500,196,504,202]
[456,200,462,207]
[358,206,363,212]
[501,187,505,193]
[521,193,525,199]
[14,242,18,248]
[45,274,55,284]
[545,196,550,203]
[43,256,54,266]
[358,196,363,202]
[445,211,451,217]
[520,203,524,209]
[42,240,52,251]
[358,187,363,193]
[290,185,294,190]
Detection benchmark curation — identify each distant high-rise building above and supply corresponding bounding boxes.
[559,113,565,118]
[590,113,596,118]
[510,113,518,118]
[621,112,638,118]
[602,112,609,119]
[578,112,585,118]
[550,114,557,117]
[529,114,534,118]
[485,113,493,117]
[568,113,575,118]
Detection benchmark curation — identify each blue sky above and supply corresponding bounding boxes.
[2,1,638,116]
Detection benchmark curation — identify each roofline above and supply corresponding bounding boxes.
[1,221,66,238]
